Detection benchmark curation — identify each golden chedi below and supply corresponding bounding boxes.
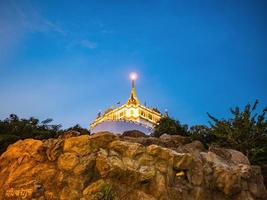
[90,72,162,134]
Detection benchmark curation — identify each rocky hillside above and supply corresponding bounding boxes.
[0,132,266,200]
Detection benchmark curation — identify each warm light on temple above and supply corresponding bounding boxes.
[90,72,162,131]
[130,72,137,80]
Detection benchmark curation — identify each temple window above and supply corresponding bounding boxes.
[141,110,145,116]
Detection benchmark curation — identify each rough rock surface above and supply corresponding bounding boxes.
[122,130,148,138]
[0,132,266,200]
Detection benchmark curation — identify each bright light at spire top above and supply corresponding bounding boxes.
[130,72,137,80]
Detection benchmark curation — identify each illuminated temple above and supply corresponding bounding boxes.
[90,73,162,134]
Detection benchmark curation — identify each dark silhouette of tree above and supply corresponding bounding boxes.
[207,100,267,160]
[152,116,188,137]
[189,125,213,148]
[0,114,63,153]
[66,124,90,135]
[207,100,267,185]
[0,115,91,154]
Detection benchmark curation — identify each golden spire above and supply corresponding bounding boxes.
[127,72,139,105]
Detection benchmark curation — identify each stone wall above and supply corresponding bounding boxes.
[0,132,266,200]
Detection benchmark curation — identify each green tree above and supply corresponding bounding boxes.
[0,114,63,154]
[152,116,188,137]
[207,100,267,185]
[66,124,90,135]
[189,125,212,148]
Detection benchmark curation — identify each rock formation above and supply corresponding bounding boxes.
[0,132,266,200]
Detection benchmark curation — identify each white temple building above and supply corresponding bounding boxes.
[90,73,162,134]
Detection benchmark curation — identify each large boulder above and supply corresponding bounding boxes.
[159,133,191,147]
[0,132,266,200]
[209,146,250,165]
[122,130,147,138]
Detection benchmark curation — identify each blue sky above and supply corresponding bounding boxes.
[0,0,267,128]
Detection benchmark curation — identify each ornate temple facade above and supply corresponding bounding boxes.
[90,73,162,134]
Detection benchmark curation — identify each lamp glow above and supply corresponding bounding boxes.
[130,72,137,80]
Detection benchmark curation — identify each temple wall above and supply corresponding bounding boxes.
[90,120,154,135]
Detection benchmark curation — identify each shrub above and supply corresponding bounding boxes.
[152,116,188,137]
[94,184,114,200]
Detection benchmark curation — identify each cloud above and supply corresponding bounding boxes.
[65,39,98,50]
[0,0,66,45]
[10,0,66,35]
[101,30,114,34]
[0,0,66,64]
[29,16,66,35]
[80,40,98,49]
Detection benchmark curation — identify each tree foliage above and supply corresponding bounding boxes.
[0,114,91,154]
[66,124,91,135]
[152,116,188,137]
[207,100,267,164]
[152,101,267,186]
[0,114,65,153]
[206,100,267,186]
[189,125,213,148]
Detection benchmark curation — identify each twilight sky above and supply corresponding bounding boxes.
[0,0,267,128]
